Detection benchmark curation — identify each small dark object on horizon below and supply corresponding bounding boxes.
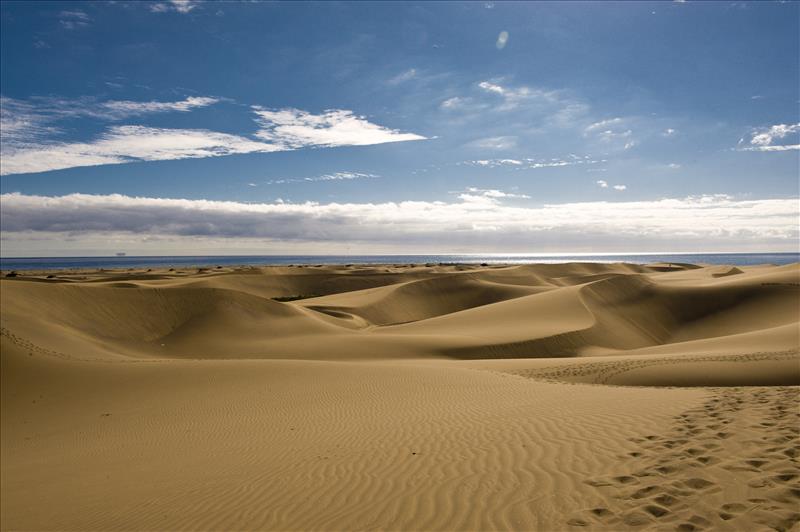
[46,274,56,279]
[5,271,18,278]
[272,294,320,302]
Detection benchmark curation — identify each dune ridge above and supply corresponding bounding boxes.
[3,262,797,360]
[1,261,798,530]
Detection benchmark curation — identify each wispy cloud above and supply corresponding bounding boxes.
[596,180,626,191]
[584,117,637,150]
[1,126,280,175]
[738,123,800,152]
[441,79,589,131]
[0,95,220,145]
[2,192,796,252]
[150,0,200,14]
[265,172,379,185]
[477,80,560,111]
[462,154,606,170]
[465,136,518,150]
[439,96,483,111]
[252,107,426,149]
[0,97,426,175]
[458,187,530,203]
[59,10,90,30]
[387,68,417,85]
[101,96,219,117]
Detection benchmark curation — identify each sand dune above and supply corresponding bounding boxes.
[1,262,798,530]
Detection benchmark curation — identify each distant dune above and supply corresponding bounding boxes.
[2,262,798,530]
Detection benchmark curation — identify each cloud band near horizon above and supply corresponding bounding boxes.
[1,192,797,255]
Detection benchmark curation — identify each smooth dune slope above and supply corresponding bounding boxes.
[1,262,798,531]
[1,334,709,531]
[5,262,796,360]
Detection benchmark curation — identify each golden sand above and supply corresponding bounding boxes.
[2,262,798,530]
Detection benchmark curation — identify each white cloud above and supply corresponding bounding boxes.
[477,80,566,112]
[458,187,530,203]
[1,98,425,175]
[100,96,219,117]
[465,136,518,150]
[443,80,588,130]
[496,31,509,50]
[2,192,796,253]
[464,155,606,170]
[597,180,626,190]
[667,163,681,169]
[584,117,638,150]
[150,0,199,14]
[478,81,506,96]
[440,96,474,110]
[663,128,677,136]
[741,144,800,152]
[252,107,426,149]
[467,158,523,167]
[585,118,624,133]
[59,10,90,29]
[740,123,800,151]
[1,126,280,175]
[0,95,220,146]
[387,69,417,85]
[265,172,379,185]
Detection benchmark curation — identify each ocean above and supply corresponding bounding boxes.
[0,253,798,271]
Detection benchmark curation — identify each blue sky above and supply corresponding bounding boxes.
[1,0,798,255]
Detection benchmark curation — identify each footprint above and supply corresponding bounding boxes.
[683,478,715,490]
[643,504,669,518]
[774,472,798,483]
[566,517,588,527]
[695,456,718,465]
[688,514,712,527]
[589,507,612,518]
[630,486,660,499]
[721,502,748,513]
[654,493,679,507]
[622,510,652,526]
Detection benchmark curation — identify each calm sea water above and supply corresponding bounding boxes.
[1,253,798,271]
